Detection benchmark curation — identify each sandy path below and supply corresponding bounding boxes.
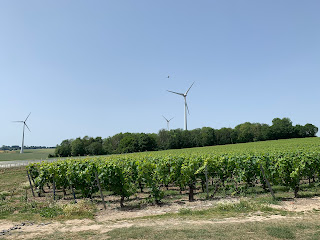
[1,214,294,240]
[271,196,320,212]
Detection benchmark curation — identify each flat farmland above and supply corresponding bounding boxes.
[0,149,55,161]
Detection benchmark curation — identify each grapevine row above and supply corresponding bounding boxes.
[27,150,320,207]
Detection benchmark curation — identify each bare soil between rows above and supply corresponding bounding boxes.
[1,196,320,239]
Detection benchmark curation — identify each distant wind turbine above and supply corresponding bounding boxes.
[162,116,174,131]
[13,112,31,153]
[167,82,194,130]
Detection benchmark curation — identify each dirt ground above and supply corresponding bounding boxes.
[270,196,320,212]
[2,196,320,239]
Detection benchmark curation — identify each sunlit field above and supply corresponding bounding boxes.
[0,149,55,161]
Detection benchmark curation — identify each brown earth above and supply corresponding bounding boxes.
[270,196,320,212]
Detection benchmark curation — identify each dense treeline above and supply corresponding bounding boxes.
[53,117,318,157]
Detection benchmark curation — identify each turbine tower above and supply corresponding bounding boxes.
[13,112,31,153]
[167,82,194,130]
[162,116,174,131]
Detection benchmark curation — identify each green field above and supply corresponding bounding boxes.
[0,148,55,161]
[1,137,318,162]
[144,137,320,155]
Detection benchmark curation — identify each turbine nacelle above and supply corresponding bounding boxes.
[162,115,174,123]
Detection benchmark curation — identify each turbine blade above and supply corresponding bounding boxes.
[169,117,174,122]
[25,112,31,122]
[167,90,184,96]
[162,115,169,122]
[12,121,24,123]
[25,123,31,132]
[185,82,195,95]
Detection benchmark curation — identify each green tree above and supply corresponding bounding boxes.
[190,128,202,147]
[235,122,255,143]
[157,129,171,150]
[181,130,192,148]
[254,123,270,141]
[117,134,138,153]
[55,139,72,157]
[82,136,94,154]
[294,124,306,138]
[169,129,184,149]
[71,138,85,156]
[137,133,157,152]
[102,137,113,154]
[304,123,318,137]
[216,128,237,145]
[86,141,103,155]
[109,133,125,152]
[270,118,294,140]
[201,127,216,146]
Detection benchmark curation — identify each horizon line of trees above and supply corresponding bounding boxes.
[0,145,55,151]
[53,117,318,157]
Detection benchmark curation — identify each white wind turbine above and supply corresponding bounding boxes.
[167,82,194,130]
[162,116,174,131]
[13,112,31,153]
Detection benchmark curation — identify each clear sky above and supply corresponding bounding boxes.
[1,1,319,147]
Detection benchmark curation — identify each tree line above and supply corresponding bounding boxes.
[52,117,318,157]
[0,145,54,151]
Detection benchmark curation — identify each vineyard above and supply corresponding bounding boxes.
[25,138,320,208]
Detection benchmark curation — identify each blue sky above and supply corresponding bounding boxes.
[1,1,319,147]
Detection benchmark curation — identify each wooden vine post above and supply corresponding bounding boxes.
[95,170,106,210]
[26,170,35,197]
[205,164,209,199]
[260,164,275,199]
[52,177,56,201]
[71,185,77,203]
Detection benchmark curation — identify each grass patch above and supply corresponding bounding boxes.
[0,167,27,192]
[140,200,287,221]
[10,217,320,240]
[0,199,96,221]
[61,200,96,219]
[0,149,55,161]
[266,225,295,239]
[107,227,215,240]
[105,218,320,240]
[24,230,99,240]
[250,195,281,205]
[39,205,64,218]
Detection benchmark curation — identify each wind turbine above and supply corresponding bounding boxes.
[13,112,31,153]
[167,82,194,130]
[162,116,174,131]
